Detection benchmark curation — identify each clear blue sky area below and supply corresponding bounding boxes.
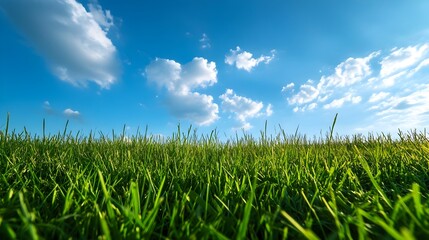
[1,0,429,139]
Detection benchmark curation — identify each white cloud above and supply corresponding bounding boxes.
[287,84,319,105]
[380,71,407,87]
[281,82,295,92]
[307,103,317,111]
[179,57,217,93]
[323,94,361,109]
[292,107,299,113]
[166,92,219,126]
[63,108,80,117]
[266,104,273,116]
[145,57,219,125]
[323,98,346,109]
[88,2,114,31]
[225,46,275,72]
[317,52,379,90]
[146,57,217,94]
[380,44,429,77]
[351,96,362,104]
[220,89,269,129]
[287,51,379,112]
[407,58,429,77]
[284,42,429,134]
[145,58,181,92]
[0,0,120,88]
[365,84,429,131]
[286,51,380,112]
[368,92,390,103]
[43,101,53,113]
[200,33,211,49]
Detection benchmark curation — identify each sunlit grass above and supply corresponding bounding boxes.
[1,115,429,239]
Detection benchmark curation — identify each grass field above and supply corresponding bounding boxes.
[1,116,429,239]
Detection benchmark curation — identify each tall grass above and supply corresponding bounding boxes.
[1,116,429,239]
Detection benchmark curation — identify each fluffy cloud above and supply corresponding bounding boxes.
[166,92,218,126]
[284,43,429,133]
[146,57,217,94]
[63,108,80,117]
[0,0,120,88]
[286,52,378,111]
[220,89,271,129]
[225,46,275,72]
[317,52,379,90]
[287,84,319,105]
[88,2,114,31]
[145,57,219,125]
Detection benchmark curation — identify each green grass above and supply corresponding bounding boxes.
[1,117,429,239]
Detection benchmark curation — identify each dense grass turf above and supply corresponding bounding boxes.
[1,118,429,239]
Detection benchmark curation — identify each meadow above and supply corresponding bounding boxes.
[1,116,429,239]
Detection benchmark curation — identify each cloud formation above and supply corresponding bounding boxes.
[380,45,429,77]
[225,46,275,72]
[88,2,114,31]
[362,84,429,132]
[281,83,295,92]
[368,92,390,103]
[285,43,429,132]
[63,108,80,117]
[0,0,120,88]
[323,94,361,109]
[286,51,379,112]
[145,57,219,125]
[220,89,271,130]
[287,84,319,105]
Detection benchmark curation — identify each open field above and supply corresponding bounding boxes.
[1,119,429,239]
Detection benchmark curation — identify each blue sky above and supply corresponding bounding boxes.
[1,0,429,139]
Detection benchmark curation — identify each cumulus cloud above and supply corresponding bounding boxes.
[146,57,217,94]
[317,52,379,90]
[225,46,275,72]
[220,89,271,129]
[284,42,429,133]
[286,51,379,111]
[88,2,114,31]
[0,0,120,88]
[145,57,219,125]
[63,108,80,117]
[287,84,319,105]
[286,50,387,111]
[166,92,219,126]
